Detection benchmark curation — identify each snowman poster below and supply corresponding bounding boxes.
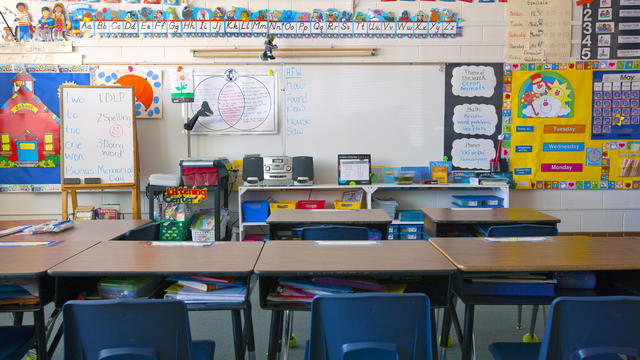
[518,72,574,119]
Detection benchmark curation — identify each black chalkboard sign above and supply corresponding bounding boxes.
[444,63,503,171]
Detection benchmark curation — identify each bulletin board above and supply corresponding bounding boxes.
[506,61,640,190]
[444,63,503,170]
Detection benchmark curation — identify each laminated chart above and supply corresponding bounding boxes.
[188,71,277,134]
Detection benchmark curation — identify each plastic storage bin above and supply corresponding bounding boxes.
[452,195,504,208]
[296,200,326,209]
[242,201,270,222]
[401,225,423,233]
[334,200,362,209]
[270,201,298,212]
[398,210,424,222]
[160,219,191,241]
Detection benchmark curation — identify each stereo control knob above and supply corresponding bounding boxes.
[265,166,271,171]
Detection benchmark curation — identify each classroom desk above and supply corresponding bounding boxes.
[48,240,264,360]
[0,219,148,360]
[254,240,457,360]
[430,235,640,360]
[267,209,392,239]
[421,207,561,237]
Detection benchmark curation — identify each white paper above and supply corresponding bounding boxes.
[453,104,498,136]
[451,138,496,170]
[451,66,497,98]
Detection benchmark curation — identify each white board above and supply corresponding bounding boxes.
[188,71,277,134]
[61,86,136,185]
[282,64,445,183]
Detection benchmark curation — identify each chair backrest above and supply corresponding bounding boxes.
[486,224,558,237]
[120,222,161,241]
[307,293,432,360]
[538,296,640,360]
[301,225,371,240]
[63,299,196,360]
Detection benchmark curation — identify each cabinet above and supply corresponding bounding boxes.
[238,183,509,240]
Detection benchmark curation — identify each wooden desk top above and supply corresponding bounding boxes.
[421,208,560,224]
[0,219,53,229]
[254,240,456,275]
[48,241,264,277]
[1,219,150,243]
[0,220,150,277]
[267,209,391,224]
[430,236,640,272]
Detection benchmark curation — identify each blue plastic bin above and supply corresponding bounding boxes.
[242,201,270,222]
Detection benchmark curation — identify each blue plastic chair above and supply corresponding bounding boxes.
[301,225,370,240]
[63,299,215,360]
[489,296,640,360]
[483,223,558,339]
[305,293,432,360]
[120,222,161,240]
[481,224,558,237]
[0,325,34,360]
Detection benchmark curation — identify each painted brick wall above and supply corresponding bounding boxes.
[1,0,638,232]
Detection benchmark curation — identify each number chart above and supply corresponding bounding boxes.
[580,0,640,60]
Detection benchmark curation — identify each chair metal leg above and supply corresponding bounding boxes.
[430,308,439,360]
[462,304,475,360]
[34,309,48,360]
[13,312,24,326]
[471,333,477,360]
[281,311,293,360]
[267,311,284,360]
[524,305,539,342]
[516,304,523,329]
[231,309,245,360]
[244,302,256,360]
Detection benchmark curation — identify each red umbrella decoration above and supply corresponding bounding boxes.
[115,74,153,110]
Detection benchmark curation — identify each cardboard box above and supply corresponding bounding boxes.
[75,205,95,220]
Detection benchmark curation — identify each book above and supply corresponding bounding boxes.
[470,278,557,284]
[166,276,242,286]
[177,280,227,292]
[278,278,354,294]
[164,285,246,303]
[311,277,386,292]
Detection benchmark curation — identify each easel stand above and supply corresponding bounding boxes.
[61,183,141,220]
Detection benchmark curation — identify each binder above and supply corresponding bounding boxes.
[463,282,555,297]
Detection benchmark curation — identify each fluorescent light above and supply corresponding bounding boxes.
[192,47,377,58]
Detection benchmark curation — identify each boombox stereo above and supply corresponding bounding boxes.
[263,156,293,186]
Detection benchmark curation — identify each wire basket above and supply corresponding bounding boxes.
[191,228,216,242]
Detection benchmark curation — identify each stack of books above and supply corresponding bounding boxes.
[0,283,38,308]
[463,273,556,297]
[267,277,406,303]
[164,276,246,303]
